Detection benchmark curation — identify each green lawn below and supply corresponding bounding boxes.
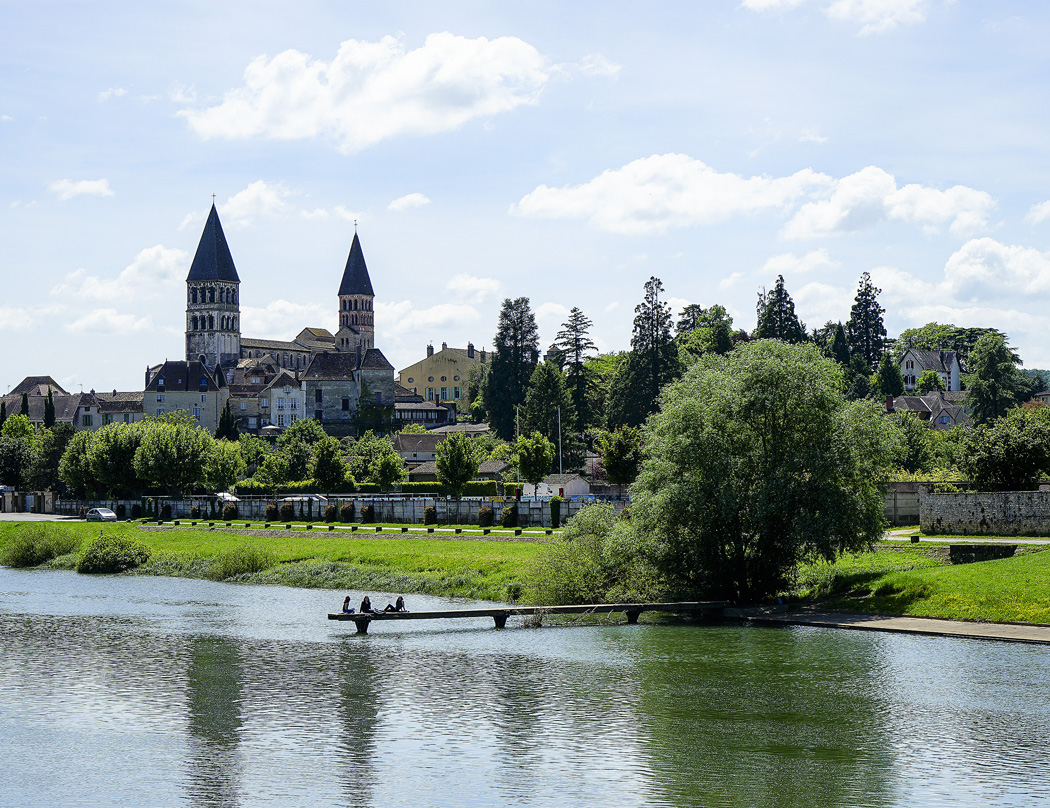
[794,542,1050,623]
[0,521,544,601]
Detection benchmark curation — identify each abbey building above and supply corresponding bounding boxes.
[144,204,395,435]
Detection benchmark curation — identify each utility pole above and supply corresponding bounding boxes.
[557,406,562,475]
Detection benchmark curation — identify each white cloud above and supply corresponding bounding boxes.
[794,281,853,326]
[536,302,571,325]
[1026,201,1050,225]
[377,300,482,338]
[49,178,114,200]
[604,301,620,312]
[241,299,332,339]
[446,274,501,305]
[65,309,155,335]
[513,153,831,235]
[761,248,839,275]
[180,33,552,152]
[782,166,993,240]
[1,115,12,122]
[720,272,746,290]
[940,238,1050,302]
[50,245,188,302]
[799,128,828,144]
[0,307,35,330]
[180,181,295,230]
[388,193,431,212]
[575,54,622,78]
[98,87,126,101]
[742,0,929,35]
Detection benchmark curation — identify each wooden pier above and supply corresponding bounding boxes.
[327,601,729,634]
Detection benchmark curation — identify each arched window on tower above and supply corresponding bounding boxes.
[209,315,214,330]
[209,287,215,303]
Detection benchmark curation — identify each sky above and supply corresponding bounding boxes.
[4,0,1050,394]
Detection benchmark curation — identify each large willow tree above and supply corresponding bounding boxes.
[631,339,897,602]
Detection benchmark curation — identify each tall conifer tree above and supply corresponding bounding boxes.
[485,297,539,441]
[847,272,887,372]
[753,276,807,343]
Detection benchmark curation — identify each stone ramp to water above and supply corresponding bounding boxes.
[731,605,1050,645]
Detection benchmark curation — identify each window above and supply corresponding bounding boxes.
[441,376,447,382]
[276,398,285,410]
[249,417,257,428]
[277,414,285,427]
[157,394,165,402]
[201,395,207,403]
[290,415,297,423]
[454,387,461,399]
[426,388,435,401]
[428,376,434,382]
[939,415,951,424]
[440,387,449,400]
[240,401,247,411]
[407,377,414,384]
[250,377,259,384]
[82,414,93,427]
[123,414,131,424]
[315,389,323,403]
[342,398,350,411]
[315,410,323,421]
[453,375,460,381]
[103,414,113,425]
[291,399,298,410]
[193,407,201,420]
[261,398,268,408]
[375,392,382,404]
[156,409,162,417]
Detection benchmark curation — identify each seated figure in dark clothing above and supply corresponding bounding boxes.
[360,595,374,614]
[383,595,407,613]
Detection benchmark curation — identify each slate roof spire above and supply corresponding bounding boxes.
[338,232,374,297]
[187,203,240,282]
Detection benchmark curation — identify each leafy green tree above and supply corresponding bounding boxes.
[872,353,905,398]
[43,389,56,429]
[554,306,597,429]
[279,439,312,481]
[753,276,806,343]
[206,439,246,492]
[965,333,1026,424]
[398,423,430,434]
[255,452,290,488]
[596,426,643,495]
[215,399,238,441]
[915,370,946,395]
[678,322,733,363]
[26,422,76,491]
[486,297,539,440]
[59,430,97,497]
[237,434,269,476]
[435,431,481,497]
[134,419,214,496]
[277,417,327,448]
[310,436,347,490]
[846,272,886,372]
[342,431,399,483]
[632,276,677,403]
[88,422,146,496]
[829,322,850,367]
[583,352,625,430]
[893,322,955,361]
[891,413,932,473]
[465,361,489,423]
[631,340,897,602]
[845,355,873,401]
[522,361,583,472]
[0,437,33,488]
[959,408,1050,489]
[1,414,34,441]
[368,451,406,491]
[514,431,555,490]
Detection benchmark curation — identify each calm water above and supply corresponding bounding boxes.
[1,568,1048,808]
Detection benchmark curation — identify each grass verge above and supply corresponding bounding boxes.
[0,521,539,601]
[791,542,1050,623]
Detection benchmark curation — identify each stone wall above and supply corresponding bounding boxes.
[883,481,921,526]
[920,490,1050,536]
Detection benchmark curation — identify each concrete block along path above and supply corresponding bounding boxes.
[730,605,1050,645]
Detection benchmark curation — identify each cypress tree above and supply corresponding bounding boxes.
[20,392,29,417]
[0,400,6,429]
[44,388,56,428]
[830,322,851,367]
[554,306,596,429]
[485,297,539,441]
[847,272,887,372]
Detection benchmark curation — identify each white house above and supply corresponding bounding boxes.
[899,349,962,392]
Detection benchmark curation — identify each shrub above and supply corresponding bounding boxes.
[0,523,80,568]
[131,503,142,520]
[618,505,631,521]
[160,503,172,521]
[501,505,518,528]
[76,533,151,574]
[207,544,276,581]
[190,505,202,519]
[324,504,338,522]
[116,504,127,521]
[360,504,375,523]
[265,503,279,521]
[222,503,238,521]
[424,505,437,525]
[340,502,356,523]
[279,503,294,522]
[550,496,562,529]
[478,506,494,527]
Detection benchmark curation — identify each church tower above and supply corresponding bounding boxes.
[336,231,375,352]
[186,204,241,370]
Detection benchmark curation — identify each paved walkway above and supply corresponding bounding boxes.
[729,605,1050,645]
[881,527,1050,545]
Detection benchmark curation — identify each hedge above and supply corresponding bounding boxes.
[234,479,502,497]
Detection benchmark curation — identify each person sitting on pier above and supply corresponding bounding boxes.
[360,595,376,614]
[383,596,407,613]
[342,596,354,614]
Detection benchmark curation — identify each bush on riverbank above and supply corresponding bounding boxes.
[207,543,276,581]
[0,523,80,568]
[76,532,151,574]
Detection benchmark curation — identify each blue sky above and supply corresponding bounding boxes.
[4,1,1050,393]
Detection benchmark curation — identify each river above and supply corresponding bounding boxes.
[0,567,1048,808]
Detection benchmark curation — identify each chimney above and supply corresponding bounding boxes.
[885,395,894,413]
[467,342,474,358]
[480,348,486,363]
[441,341,447,351]
[427,343,434,357]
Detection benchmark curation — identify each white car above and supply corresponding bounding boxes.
[85,507,118,522]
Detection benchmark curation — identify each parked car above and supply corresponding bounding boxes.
[85,507,118,522]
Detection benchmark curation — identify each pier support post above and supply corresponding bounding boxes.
[355,618,371,635]
[625,609,641,624]
[493,613,508,629]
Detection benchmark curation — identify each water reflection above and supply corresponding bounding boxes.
[335,643,381,807]
[185,636,244,808]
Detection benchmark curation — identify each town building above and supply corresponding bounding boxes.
[1,377,143,431]
[899,349,962,392]
[397,342,486,411]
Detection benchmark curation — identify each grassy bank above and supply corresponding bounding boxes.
[0,521,541,602]
[792,542,1050,623]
